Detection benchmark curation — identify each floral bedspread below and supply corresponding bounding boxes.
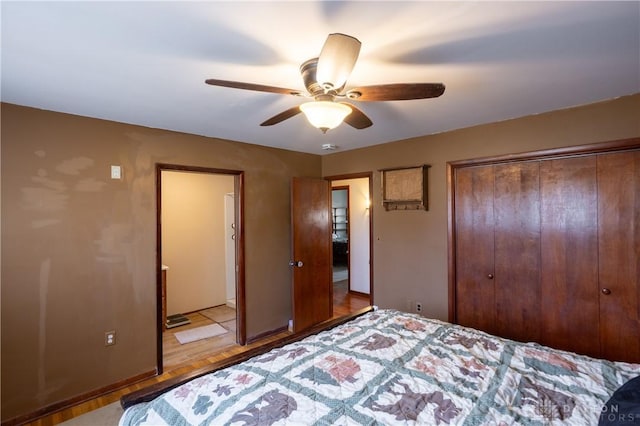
[119,309,639,425]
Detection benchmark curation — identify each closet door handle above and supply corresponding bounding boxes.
[601,288,611,295]
[487,274,494,279]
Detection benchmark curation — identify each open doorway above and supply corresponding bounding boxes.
[328,174,373,316]
[156,164,245,374]
[331,186,349,286]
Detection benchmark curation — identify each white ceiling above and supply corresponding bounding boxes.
[2,1,639,155]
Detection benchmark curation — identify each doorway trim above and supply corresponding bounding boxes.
[155,163,246,374]
[325,172,374,305]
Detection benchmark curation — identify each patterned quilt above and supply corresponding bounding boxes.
[119,309,640,425]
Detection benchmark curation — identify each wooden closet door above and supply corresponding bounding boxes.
[454,166,496,334]
[597,151,640,363]
[493,162,542,343]
[540,156,600,358]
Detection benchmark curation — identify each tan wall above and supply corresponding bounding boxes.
[162,171,235,315]
[322,94,640,320]
[0,103,320,421]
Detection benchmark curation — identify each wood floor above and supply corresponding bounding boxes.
[162,280,368,370]
[163,305,238,370]
[332,279,370,317]
[27,282,369,425]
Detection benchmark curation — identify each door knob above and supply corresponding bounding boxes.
[289,260,303,267]
[601,288,611,295]
[487,274,494,279]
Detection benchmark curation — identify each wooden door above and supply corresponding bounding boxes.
[454,166,496,334]
[291,177,333,333]
[493,162,542,343]
[597,151,640,363]
[540,156,600,358]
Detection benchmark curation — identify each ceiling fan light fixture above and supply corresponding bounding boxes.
[205,33,444,132]
[300,101,352,133]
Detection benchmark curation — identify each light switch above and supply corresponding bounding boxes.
[111,165,122,180]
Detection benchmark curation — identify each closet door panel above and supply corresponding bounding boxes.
[494,162,541,343]
[540,156,600,358]
[598,151,640,363]
[455,166,496,333]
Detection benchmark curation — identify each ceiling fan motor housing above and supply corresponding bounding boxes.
[300,58,344,96]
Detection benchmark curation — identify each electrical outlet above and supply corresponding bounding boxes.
[105,330,116,346]
[415,302,423,314]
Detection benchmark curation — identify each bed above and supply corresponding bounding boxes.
[119,308,639,425]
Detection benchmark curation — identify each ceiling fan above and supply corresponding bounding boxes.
[205,33,445,133]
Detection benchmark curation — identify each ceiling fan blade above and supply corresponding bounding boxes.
[341,103,372,129]
[316,33,361,91]
[346,83,445,101]
[260,106,302,126]
[205,79,304,96]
